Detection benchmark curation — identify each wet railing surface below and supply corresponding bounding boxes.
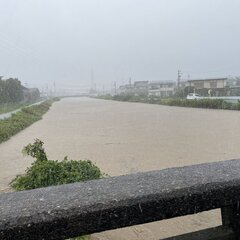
[1,159,240,240]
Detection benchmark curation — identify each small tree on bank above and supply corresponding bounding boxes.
[11,139,104,240]
[11,139,103,190]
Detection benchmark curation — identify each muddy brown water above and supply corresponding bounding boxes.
[1,97,240,239]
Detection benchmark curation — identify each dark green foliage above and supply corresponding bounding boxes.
[159,98,225,109]
[11,139,101,240]
[11,139,103,194]
[11,158,102,190]
[98,94,240,111]
[0,78,24,103]
[112,94,147,102]
[0,99,59,144]
[0,78,41,104]
[22,139,48,161]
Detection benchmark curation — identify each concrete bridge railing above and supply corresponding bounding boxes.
[1,159,240,240]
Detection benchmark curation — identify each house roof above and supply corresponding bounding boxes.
[119,84,132,89]
[187,77,227,82]
[149,81,175,85]
[134,81,149,86]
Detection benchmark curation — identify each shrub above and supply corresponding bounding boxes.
[11,139,103,190]
[11,158,102,190]
[11,139,103,240]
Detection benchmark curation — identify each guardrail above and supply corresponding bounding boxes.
[1,159,240,240]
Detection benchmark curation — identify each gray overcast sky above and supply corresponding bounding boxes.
[0,0,240,90]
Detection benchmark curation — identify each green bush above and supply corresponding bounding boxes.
[11,157,102,190]
[11,139,103,240]
[159,98,225,109]
[11,139,103,190]
[0,99,59,144]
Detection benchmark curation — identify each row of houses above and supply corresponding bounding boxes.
[118,77,240,97]
[118,81,176,97]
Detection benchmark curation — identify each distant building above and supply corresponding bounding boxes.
[187,78,228,96]
[225,77,240,96]
[179,80,189,89]
[118,84,133,95]
[148,81,175,97]
[118,81,149,96]
[117,76,240,97]
[133,81,149,96]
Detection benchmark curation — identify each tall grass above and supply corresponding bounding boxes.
[0,98,60,144]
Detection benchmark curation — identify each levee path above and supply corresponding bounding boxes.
[1,97,240,239]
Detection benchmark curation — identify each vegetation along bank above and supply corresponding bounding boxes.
[0,77,41,114]
[0,98,60,144]
[98,95,240,110]
[11,139,104,240]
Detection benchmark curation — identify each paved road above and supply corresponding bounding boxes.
[1,97,240,239]
[0,100,45,120]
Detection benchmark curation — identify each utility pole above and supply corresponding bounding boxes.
[91,68,96,91]
[177,70,182,90]
[53,81,56,96]
[46,84,49,97]
[114,81,117,94]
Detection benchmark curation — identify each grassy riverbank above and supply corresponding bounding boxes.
[0,98,47,115]
[0,98,60,144]
[0,102,30,114]
[98,95,240,110]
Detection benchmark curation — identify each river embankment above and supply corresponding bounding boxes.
[1,97,240,239]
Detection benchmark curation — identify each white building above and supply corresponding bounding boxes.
[148,81,175,97]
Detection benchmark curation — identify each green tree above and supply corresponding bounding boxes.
[5,78,24,103]
[0,78,24,103]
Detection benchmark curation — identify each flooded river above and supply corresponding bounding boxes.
[1,97,240,239]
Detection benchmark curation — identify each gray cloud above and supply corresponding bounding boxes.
[0,0,240,90]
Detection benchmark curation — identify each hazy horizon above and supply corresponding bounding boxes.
[1,0,240,90]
